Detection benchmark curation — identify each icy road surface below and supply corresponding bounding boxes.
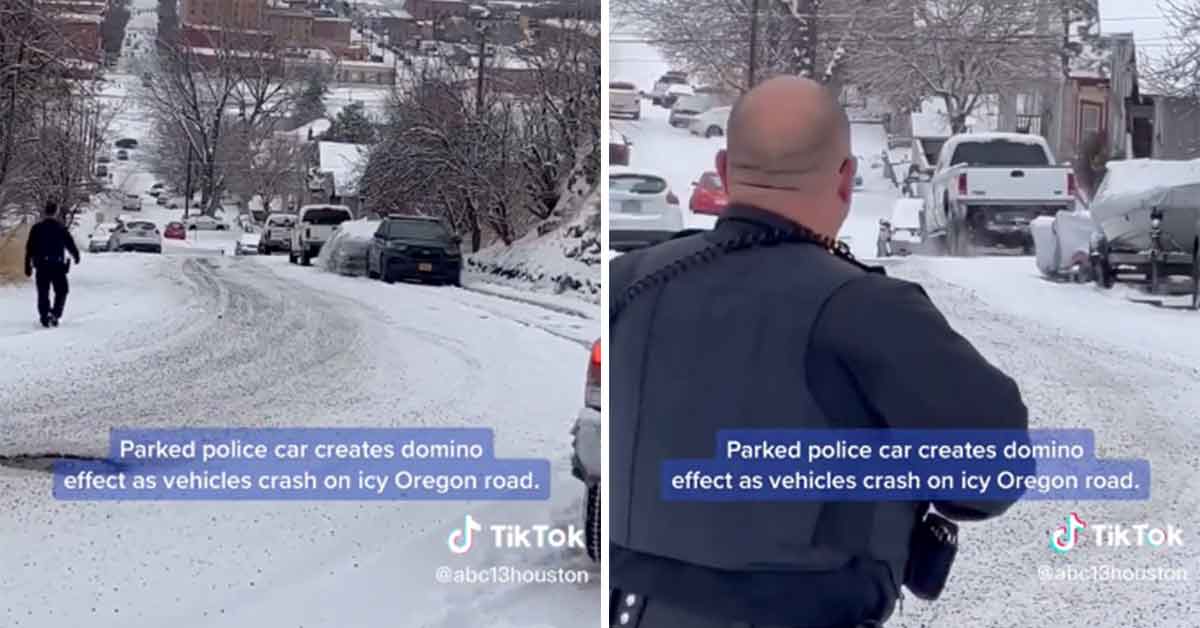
[0,253,598,627]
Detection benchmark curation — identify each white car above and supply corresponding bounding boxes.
[260,212,297,253]
[650,70,689,106]
[88,223,118,252]
[122,194,140,211]
[111,220,162,253]
[290,204,353,265]
[234,232,261,255]
[661,83,694,109]
[689,105,731,138]
[186,215,230,231]
[668,94,708,129]
[609,81,640,119]
[609,166,685,252]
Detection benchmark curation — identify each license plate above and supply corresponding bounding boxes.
[621,200,641,213]
[418,263,433,272]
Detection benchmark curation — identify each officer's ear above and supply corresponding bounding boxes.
[716,150,729,193]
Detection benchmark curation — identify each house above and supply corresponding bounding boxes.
[311,141,369,213]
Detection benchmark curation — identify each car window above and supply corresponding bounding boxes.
[127,222,155,230]
[385,219,449,239]
[949,140,1050,167]
[301,208,352,225]
[610,174,667,194]
[268,216,296,227]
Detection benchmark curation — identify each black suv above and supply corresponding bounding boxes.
[366,216,463,286]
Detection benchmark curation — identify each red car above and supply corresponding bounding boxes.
[163,221,186,240]
[689,171,727,215]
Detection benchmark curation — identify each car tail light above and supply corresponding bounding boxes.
[1067,172,1077,197]
[584,340,601,409]
[957,173,968,195]
[666,191,679,205]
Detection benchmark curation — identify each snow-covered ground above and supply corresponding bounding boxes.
[612,34,1200,626]
[0,9,599,626]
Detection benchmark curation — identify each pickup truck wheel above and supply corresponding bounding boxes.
[585,483,601,562]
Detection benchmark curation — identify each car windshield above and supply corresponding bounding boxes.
[661,74,687,84]
[610,174,667,194]
[268,215,296,227]
[128,222,155,230]
[384,219,449,239]
[949,140,1049,167]
[302,208,352,225]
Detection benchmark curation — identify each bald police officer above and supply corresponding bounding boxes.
[609,77,1029,628]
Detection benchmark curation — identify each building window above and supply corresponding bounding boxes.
[1079,101,1104,142]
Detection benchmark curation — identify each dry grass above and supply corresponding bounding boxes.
[0,224,31,285]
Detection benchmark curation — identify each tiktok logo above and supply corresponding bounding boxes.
[1049,512,1088,554]
[447,514,483,555]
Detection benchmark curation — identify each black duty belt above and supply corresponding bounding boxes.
[609,589,885,628]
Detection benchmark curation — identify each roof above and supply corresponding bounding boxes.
[317,141,369,197]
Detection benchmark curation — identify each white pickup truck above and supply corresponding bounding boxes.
[920,133,1076,255]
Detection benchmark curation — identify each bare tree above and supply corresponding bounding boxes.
[1143,0,1200,97]
[844,0,1060,134]
[141,22,297,217]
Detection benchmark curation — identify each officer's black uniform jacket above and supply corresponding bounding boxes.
[25,218,80,273]
[610,205,1029,626]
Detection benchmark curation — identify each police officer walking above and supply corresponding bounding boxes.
[24,201,81,328]
[609,77,1030,628]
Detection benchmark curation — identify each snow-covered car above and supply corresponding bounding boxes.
[234,233,261,255]
[186,215,230,231]
[688,105,731,138]
[650,70,688,106]
[661,83,694,109]
[319,218,380,276]
[87,223,118,252]
[570,339,601,562]
[889,198,924,256]
[668,94,707,129]
[148,183,164,197]
[609,81,640,119]
[609,166,685,252]
[122,194,140,211]
[116,149,129,161]
[163,221,185,240]
[290,204,352,265]
[259,212,297,253]
[111,220,162,253]
[366,215,462,285]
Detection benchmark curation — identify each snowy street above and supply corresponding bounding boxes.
[0,251,599,627]
[611,34,1199,627]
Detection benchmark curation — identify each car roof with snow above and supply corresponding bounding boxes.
[610,165,668,180]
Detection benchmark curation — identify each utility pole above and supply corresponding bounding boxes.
[748,0,759,90]
[474,17,492,116]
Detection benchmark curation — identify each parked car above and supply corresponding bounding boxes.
[570,339,602,562]
[88,223,118,252]
[148,183,164,197]
[156,195,168,206]
[668,94,707,129]
[688,171,727,215]
[95,164,109,179]
[234,233,261,255]
[97,155,111,164]
[366,215,463,285]
[889,198,924,256]
[163,221,186,240]
[320,220,377,276]
[115,138,138,149]
[116,149,129,161]
[166,199,180,209]
[661,83,693,109]
[609,166,684,252]
[111,220,162,253]
[186,215,230,231]
[122,194,140,211]
[609,81,640,119]
[609,127,632,166]
[290,204,353,265]
[650,70,688,106]
[688,105,731,138]
[259,212,296,253]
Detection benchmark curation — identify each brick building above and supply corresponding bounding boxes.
[182,0,266,30]
[404,0,469,21]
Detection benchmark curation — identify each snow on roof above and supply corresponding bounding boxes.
[317,141,368,197]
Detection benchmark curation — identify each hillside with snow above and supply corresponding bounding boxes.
[466,187,601,304]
